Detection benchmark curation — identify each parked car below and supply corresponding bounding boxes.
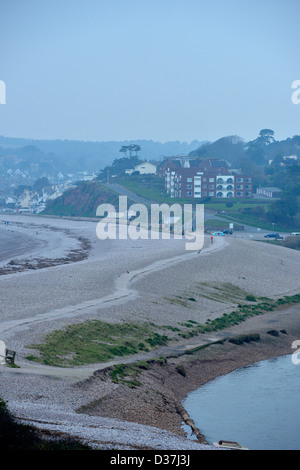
[264,232,280,238]
[223,229,233,235]
[212,231,225,236]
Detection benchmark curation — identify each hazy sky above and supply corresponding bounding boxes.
[0,0,299,143]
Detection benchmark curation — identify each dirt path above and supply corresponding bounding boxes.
[0,235,226,380]
[2,301,299,380]
[0,233,226,341]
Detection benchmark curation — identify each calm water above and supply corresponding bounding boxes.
[182,355,300,450]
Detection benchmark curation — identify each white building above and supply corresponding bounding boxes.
[5,196,17,205]
[256,187,282,198]
[126,162,157,175]
[283,155,297,161]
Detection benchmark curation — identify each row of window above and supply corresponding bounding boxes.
[179,184,251,190]
[173,191,252,198]
[181,190,252,197]
[167,174,251,184]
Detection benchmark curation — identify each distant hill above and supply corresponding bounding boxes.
[0,135,206,177]
[41,129,300,222]
[188,131,300,167]
[188,135,245,166]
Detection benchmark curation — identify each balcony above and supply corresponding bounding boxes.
[217,178,234,184]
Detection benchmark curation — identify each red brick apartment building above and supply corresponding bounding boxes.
[162,158,252,199]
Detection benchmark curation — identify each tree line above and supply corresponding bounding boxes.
[119,144,141,158]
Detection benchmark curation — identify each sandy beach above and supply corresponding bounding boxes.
[0,213,300,450]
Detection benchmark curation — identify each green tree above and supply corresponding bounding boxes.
[246,129,276,165]
[119,146,129,158]
[133,144,141,156]
[119,144,141,158]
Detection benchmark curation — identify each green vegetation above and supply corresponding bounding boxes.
[43,181,125,218]
[111,173,299,232]
[175,364,186,377]
[115,174,170,203]
[164,282,258,306]
[97,155,142,181]
[37,129,300,231]
[107,357,167,388]
[228,333,260,345]
[175,293,300,340]
[204,200,270,212]
[219,209,297,232]
[26,292,300,368]
[113,134,300,231]
[26,320,170,367]
[0,398,91,450]
[116,175,272,212]
[267,329,279,337]
[109,361,152,387]
[263,236,300,251]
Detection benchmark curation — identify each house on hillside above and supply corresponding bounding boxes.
[163,158,252,199]
[125,162,157,175]
[283,155,298,162]
[157,154,194,176]
[5,196,17,205]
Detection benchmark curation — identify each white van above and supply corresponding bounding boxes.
[291,232,300,236]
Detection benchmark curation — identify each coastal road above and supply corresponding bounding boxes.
[104,183,288,236]
[105,182,156,206]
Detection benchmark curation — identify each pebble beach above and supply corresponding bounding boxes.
[1,214,300,450]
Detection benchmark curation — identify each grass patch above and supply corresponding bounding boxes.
[267,330,279,337]
[175,293,300,340]
[109,363,143,387]
[164,283,256,308]
[145,333,169,348]
[228,333,260,345]
[25,293,300,368]
[194,282,258,304]
[245,294,257,302]
[217,210,291,232]
[109,358,167,387]
[26,320,170,367]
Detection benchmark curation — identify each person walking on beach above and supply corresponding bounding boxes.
[211,235,213,245]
